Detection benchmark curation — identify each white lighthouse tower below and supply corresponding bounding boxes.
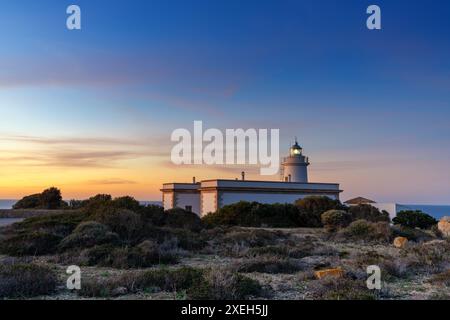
[282,139,310,183]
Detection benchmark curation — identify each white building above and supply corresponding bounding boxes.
[162,141,342,217]
[343,197,448,220]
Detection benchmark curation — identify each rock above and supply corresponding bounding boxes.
[314,267,344,280]
[111,286,128,297]
[438,216,450,237]
[393,236,408,248]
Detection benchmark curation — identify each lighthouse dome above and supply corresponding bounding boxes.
[290,141,303,156]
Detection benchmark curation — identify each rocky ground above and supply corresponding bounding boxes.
[2,227,449,300]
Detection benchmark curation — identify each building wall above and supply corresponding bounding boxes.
[201,191,218,217]
[219,192,339,208]
[162,192,174,211]
[174,192,200,215]
[371,203,398,220]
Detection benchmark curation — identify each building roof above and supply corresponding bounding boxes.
[162,179,342,194]
[344,197,376,205]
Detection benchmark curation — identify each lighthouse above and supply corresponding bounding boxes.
[282,139,310,183]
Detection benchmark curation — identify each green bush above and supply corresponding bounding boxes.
[0,211,89,256]
[165,208,204,231]
[188,269,263,300]
[0,264,57,298]
[58,221,120,251]
[202,202,299,228]
[340,220,392,242]
[79,240,179,269]
[12,211,88,237]
[13,187,67,209]
[393,210,437,229]
[348,204,390,222]
[295,196,346,228]
[392,226,433,242]
[237,257,303,274]
[0,232,63,256]
[93,208,143,242]
[112,196,141,211]
[308,277,377,300]
[125,267,204,292]
[12,193,41,210]
[321,210,352,231]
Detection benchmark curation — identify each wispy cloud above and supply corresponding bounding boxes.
[86,178,138,185]
[0,133,170,169]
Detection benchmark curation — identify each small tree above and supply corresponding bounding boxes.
[348,204,390,222]
[321,210,352,232]
[40,187,63,209]
[13,194,41,209]
[113,196,141,211]
[392,210,437,229]
[295,196,345,227]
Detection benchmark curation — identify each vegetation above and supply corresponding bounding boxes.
[321,210,352,232]
[2,189,448,300]
[13,187,68,210]
[202,201,299,228]
[58,221,120,251]
[295,196,346,227]
[348,204,390,222]
[393,210,437,229]
[0,263,57,298]
[338,220,392,243]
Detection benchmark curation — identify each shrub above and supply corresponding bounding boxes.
[112,196,141,211]
[348,204,390,222]
[165,208,204,231]
[392,210,437,229]
[339,220,392,242]
[0,264,57,298]
[0,211,89,256]
[246,246,289,257]
[79,241,179,269]
[188,269,263,300]
[308,277,377,300]
[406,240,450,272]
[124,267,204,292]
[0,232,63,256]
[12,193,41,209]
[392,226,433,242]
[429,270,450,287]
[321,210,352,231]
[93,208,143,242]
[295,196,346,228]
[221,228,285,248]
[12,211,88,237]
[58,221,120,251]
[13,187,67,209]
[138,205,165,225]
[237,257,303,274]
[159,228,207,251]
[202,202,299,228]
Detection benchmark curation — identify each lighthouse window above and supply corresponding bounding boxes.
[292,148,301,155]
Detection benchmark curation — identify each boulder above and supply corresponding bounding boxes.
[438,216,450,237]
[314,267,344,280]
[393,236,408,248]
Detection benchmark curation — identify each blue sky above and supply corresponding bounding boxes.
[0,0,449,203]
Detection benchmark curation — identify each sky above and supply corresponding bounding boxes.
[0,0,450,203]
